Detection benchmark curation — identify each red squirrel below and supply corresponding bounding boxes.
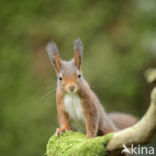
[46,39,137,138]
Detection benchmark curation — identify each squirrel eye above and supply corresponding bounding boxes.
[78,74,81,78]
[58,76,62,81]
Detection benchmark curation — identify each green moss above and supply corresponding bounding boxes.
[46,131,113,156]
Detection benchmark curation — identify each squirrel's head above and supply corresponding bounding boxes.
[46,39,83,93]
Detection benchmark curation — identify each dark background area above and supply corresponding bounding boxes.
[0,0,156,155]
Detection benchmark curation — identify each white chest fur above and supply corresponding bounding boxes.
[64,93,86,133]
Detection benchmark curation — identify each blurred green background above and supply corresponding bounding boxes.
[0,0,156,155]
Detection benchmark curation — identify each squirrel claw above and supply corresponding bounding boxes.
[55,128,70,136]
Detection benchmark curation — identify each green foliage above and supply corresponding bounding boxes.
[0,0,156,155]
[46,131,113,156]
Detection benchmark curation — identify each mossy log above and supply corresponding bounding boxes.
[46,131,113,156]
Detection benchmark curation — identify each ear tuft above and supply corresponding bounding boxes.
[46,41,62,73]
[73,38,83,56]
[46,41,59,63]
[73,38,83,69]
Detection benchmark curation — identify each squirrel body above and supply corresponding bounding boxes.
[46,39,137,138]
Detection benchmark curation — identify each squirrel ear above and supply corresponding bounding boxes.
[73,38,83,70]
[46,41,62,73]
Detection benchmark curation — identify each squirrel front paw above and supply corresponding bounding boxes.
[55,127,70,136]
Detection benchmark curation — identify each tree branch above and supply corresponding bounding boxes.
[106,87,156,152]
[106,69,156,152]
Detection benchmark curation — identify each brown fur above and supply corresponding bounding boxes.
[56,88,71,135]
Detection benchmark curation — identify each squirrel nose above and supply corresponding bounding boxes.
[69,86,75,92]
